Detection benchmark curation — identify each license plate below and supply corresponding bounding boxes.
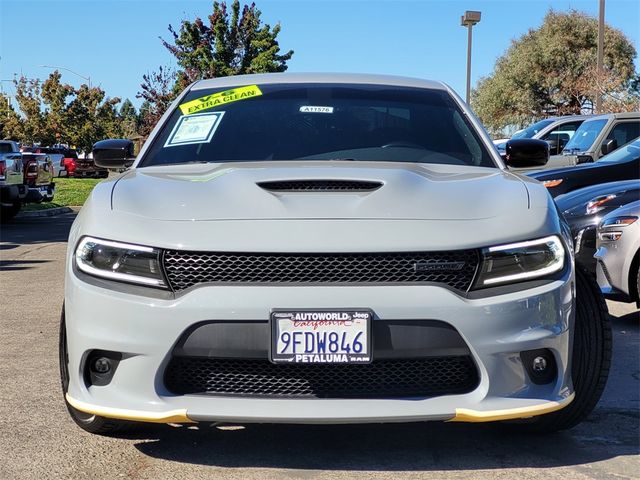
[271,310,371,364]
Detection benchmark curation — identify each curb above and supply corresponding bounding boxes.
[17,206,74,218]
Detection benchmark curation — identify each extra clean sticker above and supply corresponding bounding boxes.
[164,112,225,148]
[179,85,263,115]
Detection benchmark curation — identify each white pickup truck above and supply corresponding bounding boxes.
[0,140,55,220]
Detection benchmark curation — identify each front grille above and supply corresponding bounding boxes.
[164,356,479,398]
[257,180,383,192]
[163,250,479,291]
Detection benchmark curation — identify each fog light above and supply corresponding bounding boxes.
[520,349,557,385]
[532,356,547,372]
[93,357,111,374]
[84,350,122,387]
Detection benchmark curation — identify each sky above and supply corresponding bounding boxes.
[1,0,639,109]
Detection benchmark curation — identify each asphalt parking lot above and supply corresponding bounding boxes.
[1,212,638,480]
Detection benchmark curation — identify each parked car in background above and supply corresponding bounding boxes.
[0,140,27,220]
[35,147,66,177]
[595,200,640,305]
[558,112,639,164]
[62,73,611,436]
[21,152,55,203]
[530,136,640,196]
[555,180,640,272]
[513,113,640,172]
[495,116,587,159]
[74,153,108,178]
[60,148,79,177]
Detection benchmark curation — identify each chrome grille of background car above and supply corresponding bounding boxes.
[162,250,479,291]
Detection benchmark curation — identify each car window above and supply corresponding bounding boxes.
[599,137,640,163]
[0,144,14,153]
[511,119,555,139]
[542,121,582,141]
[140,83,496,168]
[606,121,640,149]
[542,121,584,154]
[563,119,608,153]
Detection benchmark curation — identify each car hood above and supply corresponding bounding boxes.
[529,161,602,181]
[555,179,640,213]
[111,162,530,221]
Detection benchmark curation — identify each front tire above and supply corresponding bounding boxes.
[59,305,135,435]
[516,266,612,433]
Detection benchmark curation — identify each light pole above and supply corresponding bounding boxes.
[595,0,605,114]
[461,10,481,105]
[40,65,91,88]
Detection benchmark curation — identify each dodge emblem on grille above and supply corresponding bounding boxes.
[414,261,466,273]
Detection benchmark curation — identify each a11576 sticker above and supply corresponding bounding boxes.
[179,85,262,115]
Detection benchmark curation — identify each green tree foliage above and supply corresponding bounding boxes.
[138,0,293,133]
[0,72,132,152]
[119,99,139,139]
[473,10,639,131]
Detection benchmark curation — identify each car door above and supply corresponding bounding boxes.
[596,121,640,160]
[541,121,583,155]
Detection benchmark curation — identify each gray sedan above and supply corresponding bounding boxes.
[595,200,640,304]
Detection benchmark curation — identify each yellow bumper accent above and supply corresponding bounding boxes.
[448,393,575,423]
[65,394,193,424]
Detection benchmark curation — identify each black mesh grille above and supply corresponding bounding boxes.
[257,180,382,192]
[164,356,479,398]
[163,250,479,291]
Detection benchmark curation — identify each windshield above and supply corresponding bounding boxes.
[140,83,495,168]
[563,119,608,153]
[599,137,640,163]
[511,119,555,139]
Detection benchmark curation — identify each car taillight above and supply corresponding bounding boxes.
[25,161,38,179]
[0,160,5,179]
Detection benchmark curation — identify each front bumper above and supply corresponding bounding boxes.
[64,260,575,425]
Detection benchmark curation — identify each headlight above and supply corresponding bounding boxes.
[473,235,566,288]
[75,236,167,288]
[597,215,638,241]
[586,194,617,215]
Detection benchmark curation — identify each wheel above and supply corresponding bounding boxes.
[59,305,135,435]
[0,201,21,221]
[514,265,612,433]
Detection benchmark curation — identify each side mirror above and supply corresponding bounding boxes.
[601,138,617,156]
[504,139,549,169]
[545,138,559,155]
[93,139,135,169]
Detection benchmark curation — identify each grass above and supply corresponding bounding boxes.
[22,177,104,211]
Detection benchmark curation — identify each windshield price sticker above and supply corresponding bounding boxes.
[179,85,263,115]
[271,310,371,364]
[299,106,334,114]
[164,112,225,147]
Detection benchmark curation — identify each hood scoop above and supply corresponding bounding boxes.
[257,179,383,192]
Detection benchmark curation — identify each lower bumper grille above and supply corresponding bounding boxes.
[164,356,479,399]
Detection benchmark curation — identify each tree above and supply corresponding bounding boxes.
[473,10,639,132]
[41,71,74,144]
[138,66,177,136]
[138,0,294,131]
[2,72,123,152]
[118,99,139,139]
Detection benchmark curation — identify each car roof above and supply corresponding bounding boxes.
[192,73,448,91]
[584,111,640,121]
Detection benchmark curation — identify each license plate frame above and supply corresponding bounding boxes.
[270,309,372,364]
